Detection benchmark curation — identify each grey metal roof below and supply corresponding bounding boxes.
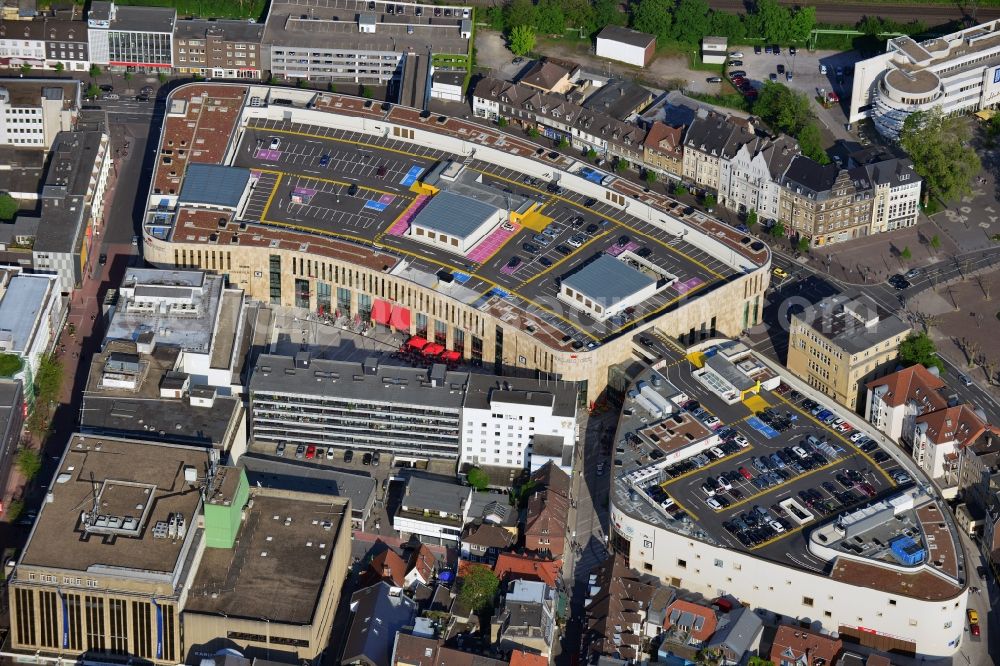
[411,190,499,239]
[78,394,241,449]
[795,291,910,355]
[240,453,376,517]
[704,353,756,392]
[343,582,417,666]
[179,164,251,209]
[781,155,840,195]
[561,254,655,308]
[596,25,655,49]
[110,5,176,33]
[581,79,652,120]
[401,474,470,514]
[464,373,578,418]
[0,274,52,353]
[707,606,763,655]
[250,354,469,410]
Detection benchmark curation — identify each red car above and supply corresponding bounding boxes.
[971,622,981,637]
[739,467,753,480]
[859,482,877,498]
[305,445,316,459]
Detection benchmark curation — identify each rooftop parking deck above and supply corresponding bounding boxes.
[609,343,965,601]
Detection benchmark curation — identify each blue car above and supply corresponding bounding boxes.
[319,154,330,167]
[816,410,832,422]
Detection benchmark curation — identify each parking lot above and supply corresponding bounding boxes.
[719,46,861,113]
[233,119,740,342]
[617,355,914,566]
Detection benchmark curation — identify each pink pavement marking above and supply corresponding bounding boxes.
[386,194,429,236]
[466,223,520,264]
[606,240,641,257]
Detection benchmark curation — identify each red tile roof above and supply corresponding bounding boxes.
[408,543,437,584]
[493,553,561,587]
[917,404,986,446]
[509,650,547,666]
[365,548,406,587]
[644,121,684,156]
[664,599,718,641]
[866,365,947,410]
[769,625,842,666]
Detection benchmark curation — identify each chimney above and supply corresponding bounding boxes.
[363,356,379,375]
[295,351,310,369]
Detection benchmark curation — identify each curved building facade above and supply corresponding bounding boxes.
[141,84,770,403]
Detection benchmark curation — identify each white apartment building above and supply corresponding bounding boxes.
[460,374,578,474]
[850,19,1000,138]
[393,475,472,544]
[719,135,798,221]
[0,79,78,149]
[912,404,987,485]
[865,364,948,444]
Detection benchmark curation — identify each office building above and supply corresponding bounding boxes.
[849,147,923,234]
[460,373,577,475]
[7,435,351,664]
[87,1,175,71]
[104,269,246,391]
[0,269,59,395]
[393,474,472,544]
[79,340,247,457]
[850,19,1000,138]
[173,19,263,79]
[787,291,909,411]
[777,157,875,246]
[0,78,78,148]
[250,354,467,463]
[262,0,471,84]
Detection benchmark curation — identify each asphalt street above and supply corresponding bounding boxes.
[765,246,1000,423]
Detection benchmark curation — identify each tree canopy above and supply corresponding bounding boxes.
[0,193,18,222]
[671,0,711,44]
[898,331,944,374]
[753,82,813,135]
[458,564,500,612]
[0,353,21,377]
[16,448,41,480]
[466,467,489,490]
[797,122,829,164]
[900,108,980,205]
[509,24,537,55]
[631,0,673,44]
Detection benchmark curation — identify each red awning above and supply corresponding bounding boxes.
[422,343,445,356]
[371,299,391,325]
[441,350,462,362]
[390,306,411,330]
[406,336,429,350]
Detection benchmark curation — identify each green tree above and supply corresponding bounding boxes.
[592,0,626,32]
[704,193,717,210]
[86,83,100,99]
[16,448,41,480]
[746,209,758,230]
[708,11,746,43]
[898,331,945,374]
[615,158,629,173]
[458,563,500,612]
[159,72,169,84]
[900,108,981,205]
[466,467,489,490]
[19,63,31,76]
[89,64,101,78]
[535,0,566,35]
[497,116,508,127]
[362,85,374,99]
[673,183,688,196]
[486,5,505,31]
[562,0,594,33]
[748,658,775,666]
[558,136,570,149]
[0,193,18,222]
[34,354,63,404]
[0,353,21,376]
[672,0,711,44]
[54,62,64,73]
[900,246,912,261]
[509,25,537,56]
[797,236,810,252]
[123,71,132,81]
[753,82,813,134]
[747,0,791,44]
[798,122,829,164]
[586,148,598,161]
[527,126,540,138]
[930,234,941,252]
[631,0,673,44]
[644,169,658,185]
[789,5,816,43]
[4,498,24,522]
[504,0,537,31]
[769,221,786,238]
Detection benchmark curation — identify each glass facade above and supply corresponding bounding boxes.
[295,278,310,308]
[108,31,172,66]
[268,255,281,305]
